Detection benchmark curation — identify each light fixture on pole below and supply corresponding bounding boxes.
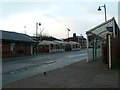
[36,22,41,54]
[36,22,41,37]
[97,4,107,22]
[67,28,70,39]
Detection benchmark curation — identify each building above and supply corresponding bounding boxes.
[86,17,120,67]
[32,35,62,53]
[38,40,80,53]
[35,33,80,53]
[38,40,66,53]
[63,33,86,48]
[1,30,36,58]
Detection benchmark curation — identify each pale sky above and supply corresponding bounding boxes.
[0,0,119,39]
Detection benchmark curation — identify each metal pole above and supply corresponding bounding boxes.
[36,22,38,37]
[98,4,107,22]
[95,38,97,59]
[87,36,89,62]
[67,28,70,41]
[108,34,112,69]
[104,4,107,22]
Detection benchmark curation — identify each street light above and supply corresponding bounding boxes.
[36,22,41,37]
[97,4,107,22]
[36,22,41,54]
[67,28,70,42]
[67,28,70,38]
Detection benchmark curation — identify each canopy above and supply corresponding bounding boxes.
[86,17,119,39]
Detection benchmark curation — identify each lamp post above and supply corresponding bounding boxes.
[36,22,41,54]
[67,28,70,39]
[97,4,107,22]
[36,22,41,37]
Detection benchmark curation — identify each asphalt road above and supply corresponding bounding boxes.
[2,49,87,85]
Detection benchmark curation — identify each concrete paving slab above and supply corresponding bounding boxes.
[3,59,119,88]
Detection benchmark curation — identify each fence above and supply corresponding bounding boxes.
[102,35,120,67]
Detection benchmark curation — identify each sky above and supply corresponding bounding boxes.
[0,0,119,39]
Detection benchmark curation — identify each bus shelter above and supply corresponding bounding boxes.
[86,17,120,69]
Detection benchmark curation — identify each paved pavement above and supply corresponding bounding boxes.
[2,50,87,85]
[3,59,119,88]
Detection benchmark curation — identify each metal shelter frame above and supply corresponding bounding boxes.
[86,17,120,69]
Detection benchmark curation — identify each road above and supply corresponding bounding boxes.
[2,49,87,85]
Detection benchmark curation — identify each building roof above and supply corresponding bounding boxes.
[86,17,120,39]
[53,40,68,45]
[38,40,56,45]
[65,36,86,40]
[41,36,60,41]
[1,30,36,43]
[32,36,61,42]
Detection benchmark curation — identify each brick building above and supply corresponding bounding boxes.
[1,30,36,58]
[63,33,86,48]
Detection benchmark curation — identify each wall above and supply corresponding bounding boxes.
[38,45,49,53]
[2,41,32,58]
[110,37,120,62]
[102,36,120,64]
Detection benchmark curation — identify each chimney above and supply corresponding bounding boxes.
[73,33,76,37]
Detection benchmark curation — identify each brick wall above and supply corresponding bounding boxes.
[2,41,32,58]
[38,45,49,53]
